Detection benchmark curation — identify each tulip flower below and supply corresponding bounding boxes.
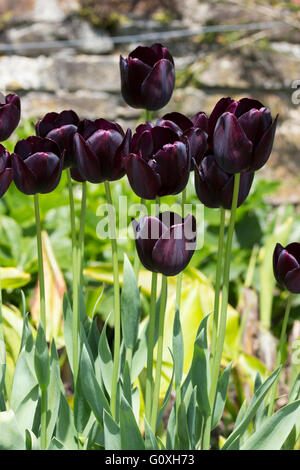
[212,97,278,173]
[194,155,254,209]
[125,124,190,200]
[12,136,63,195]
[0,93,21,141]
[156,112,207,165]
[120,43,175,111]
[73,119,131,184]
[132,212,196,276]
[0,145,13,197]
[35,110,79,169]
[273,243,300,294]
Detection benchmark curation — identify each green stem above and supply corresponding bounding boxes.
[150,275,168,432]
[203,173,241,450]
[145,272,158,422]
[210,208,226,366]
[268,294,293,417]
[78,181,87,286]
[145,110,153,122]
[34,194,48,450]
[67,169,80,383]
[34,194,46,330]
[104,181,121,420]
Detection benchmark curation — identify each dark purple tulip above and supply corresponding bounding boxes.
[212,97,278,174]
[0,93,21,141]
[194,155,254,209]
[35,110,79,169]
[12,136,63,195]
[0,145,13,197]
[156,112,207,165]
[120,43,175,111]
[132,211,197,276]
[273,243,300,294]
[125,123,190,200]
[73,118,131,184]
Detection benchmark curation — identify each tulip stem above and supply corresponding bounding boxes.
[78,181,87,286]
[34,194,46,331]
[150,274,168,432]
[104,181,121,421]
[67,169,80,385]
[203,173,240,450]
[145,110,153,122]
[210,208,226,366]
[33,194,48,450]
[268,293,294,417]
[145,271,158,422]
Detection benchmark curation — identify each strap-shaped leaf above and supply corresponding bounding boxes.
[211,361,232,430]
[173,306,184,389]
[119,396,145,450]
[103,410,121,450]
[121,254,141,350]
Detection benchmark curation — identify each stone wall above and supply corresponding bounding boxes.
[1,0,300,202]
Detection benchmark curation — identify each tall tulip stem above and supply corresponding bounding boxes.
[33,193,48,450]
[145,110,153,122]
[133,198,146,279]
[78,181,87,285]
[67,169,80,384]
[268,293,294,417]
[203,173,240,450]
[150,274,168,432]
[145,271,158,422]
[210,208,226,365]
[104,181,121,420]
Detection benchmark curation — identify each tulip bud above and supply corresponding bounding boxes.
[212,97,278,174]
[0,93,21,141]
[12,136,63,195]
[194,155,254,209]
[74,119,131,184]
[0,144,13,197]
[273,243,300,294]
[125,123,190,200]
[120,43,175,111]
[35,110,79,169]
[132,212,196,276]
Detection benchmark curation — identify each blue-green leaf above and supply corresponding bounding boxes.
[119,396,145,450]
[121,254,141,350]
[34,322,50,391]
[103,410,121,450]
[211,361,232,430]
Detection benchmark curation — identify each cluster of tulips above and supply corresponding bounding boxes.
[0,43,299,449]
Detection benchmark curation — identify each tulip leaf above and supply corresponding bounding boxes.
[211,361,232,430]
[103,410,121,450]
[55,393,77,450]
[121,254,141,351]
[173,305,184,389]
[222,367,281,449]
[0,267,30,289]
[46,340,61,445]
[62,294,75,375]
[144,417,159,450]
[34,322,50,391]
[119,396,145,450]
[0,409,25,450]
[175,402,190,450]
[79,343,110,424]
[98,314,113,395]
[241,400,300,450]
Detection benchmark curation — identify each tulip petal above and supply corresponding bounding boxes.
[74,132,103,183]
[151,141,189,196]
[0,145,11,172]
[152,215,196,276]
[252,114,278,171]
[191,112,209,133]
[141,59,175,111]
[133,215,167,272]
[15,136,60,160]
[120,56,152,109]
[221,170,254,209]
[284,267,300,294]
[78,118,123,140]
[160,112,193,132]
[0,94,21,141]
[273,243,284,284]
[151,43,174,64]
[194,159,220,209]
[184,127,207,165]
[12,153,37,195]
[213,112,253,173]
[129,45,159,67]
[46,124,77,168]
[0,168,13,198]
[70,166,86,183]
[125,153,161,200]
[284,243,300,265]
[277,249,299,285]
[36,110,79,137]
[109,128,132,181]
[234,97,264,117]
[159,211,184,228]
[151,125,178,152]
[208,97,235,140]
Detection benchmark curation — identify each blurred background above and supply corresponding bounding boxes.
[1,0,300,408]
